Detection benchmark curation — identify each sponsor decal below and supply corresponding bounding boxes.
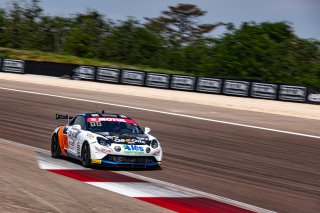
[308,94,320,102]
[146,73,170,88]
[2,59,25,73]
[76,141,81,157]
[170,75,196,90]
[92,159,102,164]
[251,83,277,99]
[196,77,222,93]
[223,80,250,96]
[123,145,144,154]
[121,70,145,85]
[114,146,121,152]
[71,131,80,139]
[279,85,306,102]
[101,148,113,153]
[87,117,136,124]
[73,66,95,80]
[86,133,96,139]
[96,67,120,82]
[69,140,75,147]
[114,138,145,144]
[67,130,80,148]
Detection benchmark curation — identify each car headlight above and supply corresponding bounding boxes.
[97,137,111,147]
[151,139,159,149]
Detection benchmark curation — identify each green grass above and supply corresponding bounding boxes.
[0,47,190,75]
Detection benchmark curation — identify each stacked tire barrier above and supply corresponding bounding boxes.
[1,58,319,104]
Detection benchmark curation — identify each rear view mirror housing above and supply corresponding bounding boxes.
[144,127,151,134]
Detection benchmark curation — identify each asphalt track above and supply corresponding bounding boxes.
[0,79,319,213]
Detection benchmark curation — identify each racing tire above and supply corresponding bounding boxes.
[81,142,91,168]
[51,134,61,158]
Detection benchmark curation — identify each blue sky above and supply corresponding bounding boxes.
[0,0,319,40]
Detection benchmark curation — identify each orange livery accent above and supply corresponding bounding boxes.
[57,126,68,156]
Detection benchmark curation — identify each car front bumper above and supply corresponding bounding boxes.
[91,155,161,168]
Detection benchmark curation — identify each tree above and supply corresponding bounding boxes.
[5,1,24,48]
[3,0,43,49]
[37,16,72,52]
[0,8,8,46]
[64,10,111,57]
[209,22,320,86]
[145,3,225,46]
[21,0,43,49]
[102,18,165,66]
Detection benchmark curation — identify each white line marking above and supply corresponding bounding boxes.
[0,86,319,139]
[87,182,195,198]
[37,152,88,170]
[0,138,275,213]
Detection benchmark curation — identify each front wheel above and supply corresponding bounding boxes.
[51,135,61,158]
[81,143,91,168]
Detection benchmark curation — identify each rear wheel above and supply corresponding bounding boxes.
[81,143,91,168]
[51,135,61,158]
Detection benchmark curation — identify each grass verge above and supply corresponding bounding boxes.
[0,47,190,75]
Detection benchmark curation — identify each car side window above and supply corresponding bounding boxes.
[72,116,86,130]
[69,116,77,126]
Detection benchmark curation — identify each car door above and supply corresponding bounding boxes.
[67,116,86,157]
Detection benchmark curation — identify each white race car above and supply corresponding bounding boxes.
[51,112,162,168]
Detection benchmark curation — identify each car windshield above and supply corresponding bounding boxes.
[88,120,143,134]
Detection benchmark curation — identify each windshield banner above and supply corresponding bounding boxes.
[87,117,136,124]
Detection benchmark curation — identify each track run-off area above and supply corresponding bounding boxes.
[0,74,319,213]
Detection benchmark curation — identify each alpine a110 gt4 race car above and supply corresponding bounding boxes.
[51,112,162,168]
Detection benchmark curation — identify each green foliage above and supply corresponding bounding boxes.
[209,22,320,86]
[64,10,111,58]
[145,3,225,46]
[0,1,319,86]
[102,18,166,67]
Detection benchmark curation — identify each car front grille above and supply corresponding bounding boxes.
[104,155,157,164]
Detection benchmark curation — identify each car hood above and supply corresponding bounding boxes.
[96,132,150,145]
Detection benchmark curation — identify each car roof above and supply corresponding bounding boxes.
[81,113,132,120]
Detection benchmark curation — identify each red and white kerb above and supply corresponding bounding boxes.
[38,153,255,213]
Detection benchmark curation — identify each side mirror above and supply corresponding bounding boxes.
[144,127,151,134]
[73,124,81,130]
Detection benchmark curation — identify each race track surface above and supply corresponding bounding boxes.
[0,79,319,213]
